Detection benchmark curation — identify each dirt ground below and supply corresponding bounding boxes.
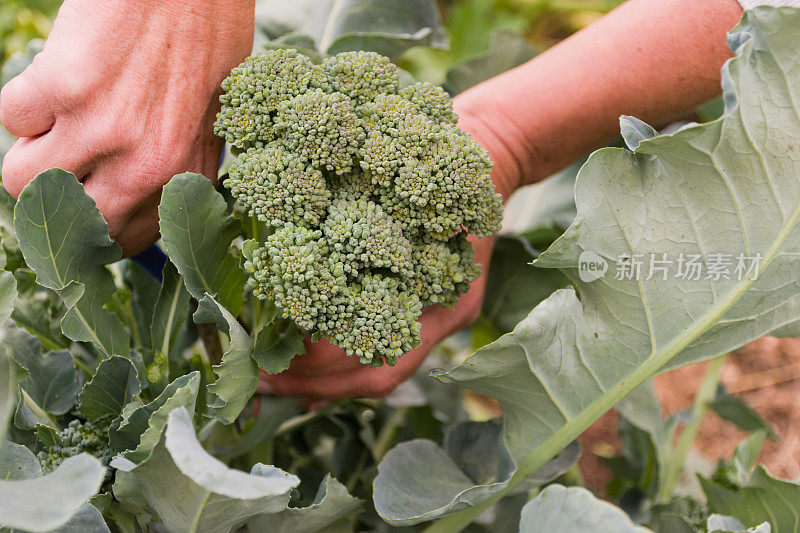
[578,336,800,494]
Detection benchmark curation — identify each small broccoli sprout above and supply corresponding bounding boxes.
[37,418,114,489]
[217,48,503,367]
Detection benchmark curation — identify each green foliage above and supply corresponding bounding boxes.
[218,48,503,367]
[13,169,128,357]
[1,3,800,532]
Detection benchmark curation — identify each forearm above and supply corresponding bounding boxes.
[456,0,743,191]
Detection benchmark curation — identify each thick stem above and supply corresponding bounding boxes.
[657,354,728,501]
[373,407,408,462]
[198,323,224,367]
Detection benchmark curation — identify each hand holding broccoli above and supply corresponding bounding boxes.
[0,0,254,255]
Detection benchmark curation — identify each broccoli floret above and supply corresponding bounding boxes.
[37,418,113,487]
[319,51,400,104]
[274,89,364,174]
[227,144,331,227]
[217,49,503,367]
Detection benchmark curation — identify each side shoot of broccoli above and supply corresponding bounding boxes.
[215,49,503,367]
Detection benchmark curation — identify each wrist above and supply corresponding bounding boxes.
[454,93,529,201]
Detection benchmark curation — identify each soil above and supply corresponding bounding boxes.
[578,336,800,494]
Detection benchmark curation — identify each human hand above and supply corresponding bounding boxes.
[257,99,521,401]
[0,0,254,256]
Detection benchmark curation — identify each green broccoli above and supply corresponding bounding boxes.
[37,418,113,484]
[216,49,503,367]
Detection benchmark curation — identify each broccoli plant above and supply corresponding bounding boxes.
[215,49,503,367]
[2,3,800,533]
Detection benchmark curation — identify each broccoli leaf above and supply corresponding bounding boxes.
[0,442,41,480]
[159,173,246,316]
[0,454,105,532]
[79,356,143,422]
[0,269,15,328]
[2,323,77,429]
[708,387,777,439]
[113,408,298,533]
[50,503,111,533]
[194,294,259,425]
[481,234,568,334]
[255,0,447,60]
[149,261,191,358]
[373,423,579,525]
[375,8,800,527]
[701,467,798,532]
[13,169,128,357]
[519,485,651,533]
[253,319,305,374]
[109,372,199,464]
[248,474,362,533]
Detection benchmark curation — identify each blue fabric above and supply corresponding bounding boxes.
[132,245,168,281]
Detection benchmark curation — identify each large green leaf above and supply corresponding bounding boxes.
[13,169,128,357]
[194,295,259,424]
[247,474,362,533]
[113,408,299,533]
[519,485,651,533]
[373,421,579,525]
[2,323,77,428]
[79,356,143,421]
[159,173,246,316]
[109,372,199,464]
[255,0,447,60]
[0,454,105,532]
[375,8,800,528]
[701,467,798,532]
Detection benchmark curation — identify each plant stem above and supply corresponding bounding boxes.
[21,389,58,429]
[373,407,408,462]
[657,354,728,502]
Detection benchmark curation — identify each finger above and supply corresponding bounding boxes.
[285,337,364,377]
[0,69,57,138]
[1,125,94,197]
[263,339,431,400]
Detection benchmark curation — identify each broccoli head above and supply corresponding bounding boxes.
[217,48,503,367]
